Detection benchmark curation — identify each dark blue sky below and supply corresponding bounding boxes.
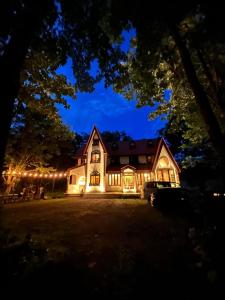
[57,30,167,139]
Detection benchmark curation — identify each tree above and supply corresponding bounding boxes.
[4,108,75,194]
[107,1,225,158]
[0,0,125,173]
[101,130,132,143]
[2,47,76,193]
[0,0,55,174]
[1,1,225,173]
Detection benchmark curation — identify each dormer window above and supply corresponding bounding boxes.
[92,138,99,146]
[129,141,136,149]
[147,155,152,163]
[91,150,100,163]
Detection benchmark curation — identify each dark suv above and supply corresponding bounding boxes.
[144,181,189,211]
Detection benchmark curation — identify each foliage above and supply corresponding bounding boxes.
[3,110,75,193]
[1,1,225,168]
[101,130,132,143]
[106,2,225,157]
[2,45,77,193]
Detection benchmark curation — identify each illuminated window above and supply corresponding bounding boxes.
[91,150,100,163]
[158,156,170,168]
[169,169,175,182]
[163,170,170,181]
[136,173,151,185]
[79,176,85,185]
[157,169,175,182]
[108,174,121,186]
[90,171,100,186]
[69,175,76,185]
[157,170,163,181]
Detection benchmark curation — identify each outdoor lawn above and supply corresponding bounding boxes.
[0,198,207,298]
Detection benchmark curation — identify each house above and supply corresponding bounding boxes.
[66,126,180,196]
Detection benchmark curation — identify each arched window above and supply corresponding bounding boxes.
[90,171,100,186]
[91,150,100,163]
[158,156,170,168]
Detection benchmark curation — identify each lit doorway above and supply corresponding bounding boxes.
[123,173,135,192]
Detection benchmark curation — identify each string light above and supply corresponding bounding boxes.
[2,170,68,179]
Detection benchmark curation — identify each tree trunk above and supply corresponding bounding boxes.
[4,176,15,195]
[0,1,53,183]
[171,24,225,158]
[195,46,225,115]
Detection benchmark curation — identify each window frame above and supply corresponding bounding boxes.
[69,175,76,185]
[89,171,100,186]
[108,173,121,186]
[91,150,101,163]
[92,138,99,146]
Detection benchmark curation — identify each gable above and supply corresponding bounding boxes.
[83,125,107,154]
[152,139,180,172]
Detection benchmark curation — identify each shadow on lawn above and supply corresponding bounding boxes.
[1,229,224,299]
[2,199,225,299]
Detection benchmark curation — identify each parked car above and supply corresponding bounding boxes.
[143,181,180,199]
[144,181,189,212]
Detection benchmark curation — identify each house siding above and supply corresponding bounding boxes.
[85,132,106,192]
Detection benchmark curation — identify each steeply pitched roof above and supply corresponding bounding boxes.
[104,138,160,156]
[74,145,86,158]
[73,127,180,172]
[152,138,181,172]
[83,125,107,154]
[75,137,160,157]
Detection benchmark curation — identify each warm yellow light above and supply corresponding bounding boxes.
[64,173,67,176]
[79,176,85,185]
[158,156,170,168]
[213,193,219,197]
[13,171,16,174]
[50,174,53,177]
[44,174,48,177]
[39,174,43,177]
[34,173,38,177]
[59,173,63,177]
[24,172,27,176]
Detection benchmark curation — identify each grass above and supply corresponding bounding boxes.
[0,198,207,298]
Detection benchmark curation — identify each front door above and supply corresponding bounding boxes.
[123,173,136,192]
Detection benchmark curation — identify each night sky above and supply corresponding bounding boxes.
[57,30,166,139]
